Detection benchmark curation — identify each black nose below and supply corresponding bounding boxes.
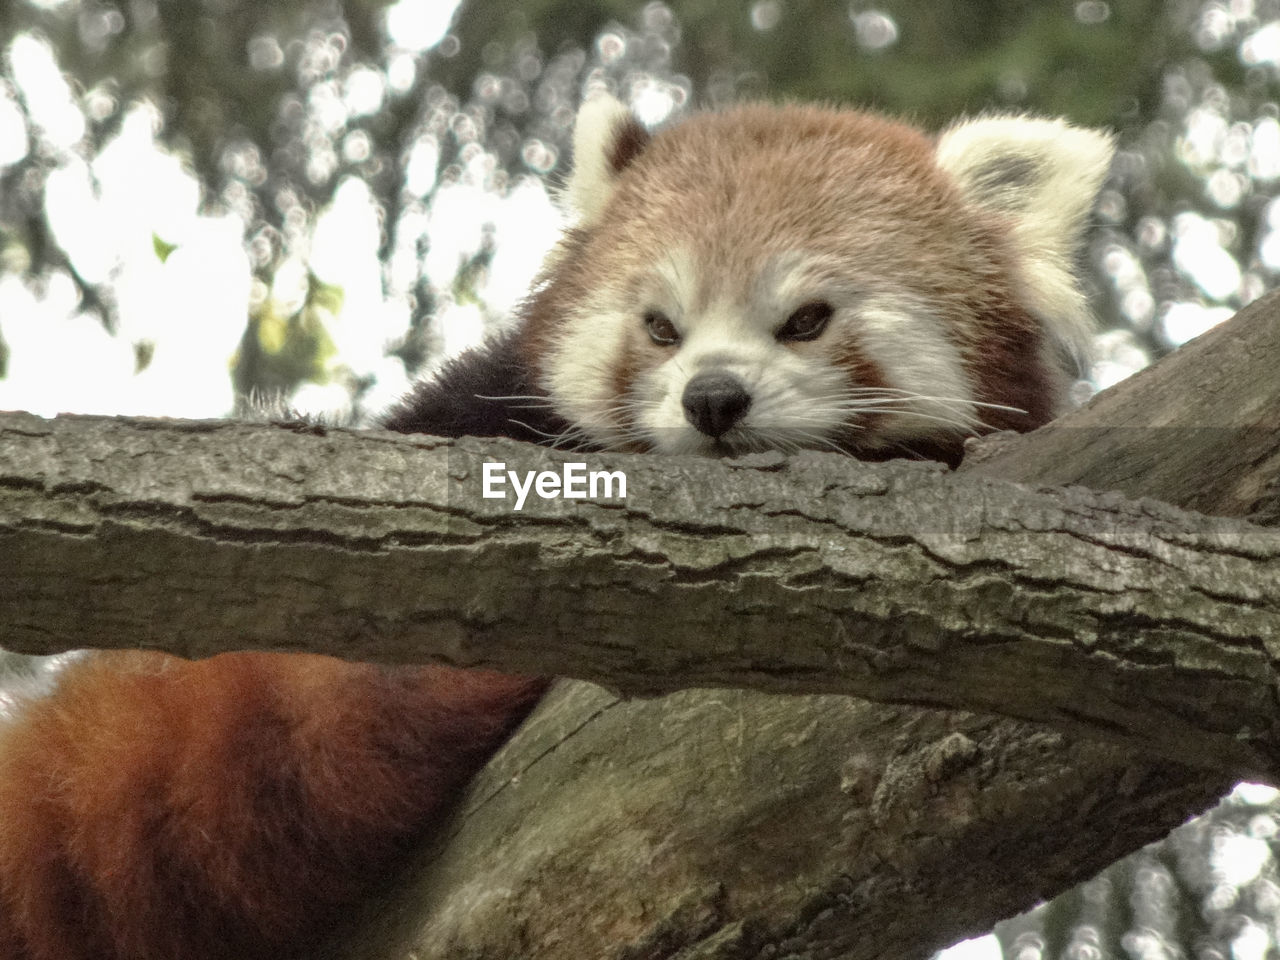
[681,371,752,438]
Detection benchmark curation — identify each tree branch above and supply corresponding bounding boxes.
[961,289,1280,525]
[325,684,1228,960]
[1,407,1277,777]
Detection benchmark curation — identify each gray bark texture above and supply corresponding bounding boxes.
[1,377,1278,774]
[1,292,1279,958]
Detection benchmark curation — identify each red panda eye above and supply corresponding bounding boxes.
[644,309,681,346]
[778,301,834,342]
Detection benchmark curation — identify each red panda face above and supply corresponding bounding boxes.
[528,97,1114,460]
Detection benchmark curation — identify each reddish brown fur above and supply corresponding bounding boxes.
[530,104,1069,453]
[582,104,1013,310]
[516,227,593,370]
[0,652,546,960]
[827,335,894,450]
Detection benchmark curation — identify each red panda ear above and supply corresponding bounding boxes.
[566,93,652,226]
[935,116,1115,365]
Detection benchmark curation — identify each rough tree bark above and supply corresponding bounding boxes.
[1,294,1278,958]
[1,392,1277,774]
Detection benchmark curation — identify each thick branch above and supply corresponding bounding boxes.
[962,290,1280,524]
[1,411,1278,777]
[327,685,1227,960]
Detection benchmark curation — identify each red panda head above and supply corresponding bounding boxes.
[522,95,1114,463]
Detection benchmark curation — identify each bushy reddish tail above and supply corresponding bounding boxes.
[0,651,547,960]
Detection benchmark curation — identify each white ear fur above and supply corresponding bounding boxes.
[567,93,642,226]
[935,116,1115,365]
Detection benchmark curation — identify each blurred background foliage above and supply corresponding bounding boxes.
[3,1,1280,959]
[5,0,1280,417]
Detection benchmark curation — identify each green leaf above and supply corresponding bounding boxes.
[152,234,178,263]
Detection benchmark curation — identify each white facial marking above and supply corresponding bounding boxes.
[633,253,961,455]
[544,250,981,456]
[542,299,632,448]
[642,253,850,454]
[853,297,977,444]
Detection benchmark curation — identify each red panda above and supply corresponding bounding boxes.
[384,96,1113,466]
[0,94,1113,959]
